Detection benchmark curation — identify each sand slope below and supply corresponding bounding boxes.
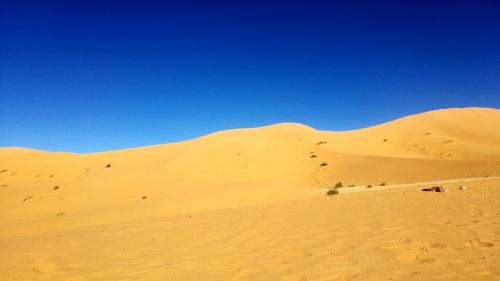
[1,178,499,281]
[0,107,499,280]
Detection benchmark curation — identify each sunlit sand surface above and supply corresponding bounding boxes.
[1,107,499,280]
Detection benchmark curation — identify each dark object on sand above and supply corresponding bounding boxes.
[422,186,449,193]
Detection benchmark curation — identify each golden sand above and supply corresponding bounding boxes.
[1,107,499,280]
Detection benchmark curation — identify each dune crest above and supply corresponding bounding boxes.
[1,108,500,233]
[1,107,500,280]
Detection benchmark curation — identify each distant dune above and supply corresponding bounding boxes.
[1,107,499,280]
[1,107,500,234]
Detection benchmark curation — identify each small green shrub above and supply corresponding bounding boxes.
[53,185,60,191]
[105,164,111,168]
[320,162,328,167]
[310,154,318,158]
[317,141,327,145]
[335,182,343,188]
[326,187,339,196]
[366,184,372,188]
[380,182,387,186]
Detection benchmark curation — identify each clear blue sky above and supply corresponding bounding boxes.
[1,1,499,153]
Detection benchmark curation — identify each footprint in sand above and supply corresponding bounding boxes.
[464,238,494,248]
[32,262,57,273]
[378,239,431,263]
[431,242,447,249]
[479,241,494,247]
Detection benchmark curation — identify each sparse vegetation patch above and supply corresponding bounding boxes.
[320,162,328,167]
[335,182,343,188]
[380,182,387,186]
[326,187,339,196]
[317,141,327,145]
[53,185,60,191]
[105,164,112,168]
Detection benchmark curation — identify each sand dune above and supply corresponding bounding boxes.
[1,107,499,280]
